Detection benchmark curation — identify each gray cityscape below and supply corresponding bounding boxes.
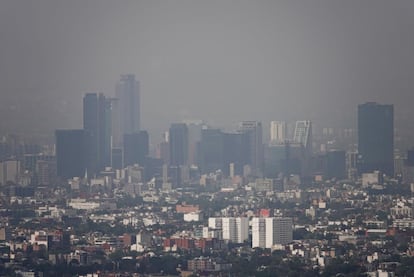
[0,1,414,276]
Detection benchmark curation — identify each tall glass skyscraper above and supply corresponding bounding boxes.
[169,123,189,166]
[358,102,394,176]
[115,74,140,136]
[83,93,112,176]
[239,121,264,177]
[55,129,86,180]
[293,120,312,151]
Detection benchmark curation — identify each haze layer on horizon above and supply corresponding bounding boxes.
[0,0,413,140]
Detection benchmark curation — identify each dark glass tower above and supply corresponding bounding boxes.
[199,128,224,174]
[83,93,112,176]
[326,150,346,180]
[123,131,149,167]
[239,121,264,177]
[55,129,86,179]
[222,132,250,176]
[169,123,189,166]
[358,102,394,176]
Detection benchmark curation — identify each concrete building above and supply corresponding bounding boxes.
[0,160,20,185]
[208,217,248,243]
[252,217,293,249]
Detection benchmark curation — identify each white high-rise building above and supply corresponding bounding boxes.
[235,217,249,243]
[270,121,286,144]
[252,217,266,248]
[208,217,248,243]
[252,217,293,249]
[222,218,235,241]
[208,217,223,229]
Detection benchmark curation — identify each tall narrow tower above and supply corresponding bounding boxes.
[116,74,140,136]
[55,129,86,180]
[239,121,263,177]
[358,102,394,176]
[83,93,111,175]
[169,123,189,167]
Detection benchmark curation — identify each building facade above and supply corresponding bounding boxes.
[169,123,189,166]
[55,129,86,180]
[83,93,112,176]
[239,121,264,177]
[115,74,140,136]
[270,121,287,144]
[358,102,394,176]
[252,217,293,249]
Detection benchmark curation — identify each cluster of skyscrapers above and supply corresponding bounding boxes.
[56,74,145,179]
[54,73,397,186]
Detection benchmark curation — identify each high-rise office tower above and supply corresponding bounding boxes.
[292,120,312,180]
[83,93,112,175]
[169,123,189,166]
[325,150,346,180]
[358,102,394,176]
[115,74,140,136]
[293,120,312,152]
[109,98,122,148]
[270,121,286,144]
[199,128,224,174]
[222,132,250,176]
[123,131,149,167]
[183,120,204,166]
[55,129,86,180]
[239,121,264,177]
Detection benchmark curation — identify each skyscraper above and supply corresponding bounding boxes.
[123,131,149,167]
[270,121,286,144]
[169,123,189,166]
[199,128,224,174]
[83,93,111,175]
[239,121,264,177]
[293,120,312,152]
[115,74,140,136]
[325,150,346,180]
[55,129,86,180]
[222,132,250,176]
[358,102,394,176]
[292,120,312,181]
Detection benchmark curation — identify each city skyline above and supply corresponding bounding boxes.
[2,2,414,276]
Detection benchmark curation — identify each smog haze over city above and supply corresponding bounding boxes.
[1,0,414,139]
[3,1,414,277]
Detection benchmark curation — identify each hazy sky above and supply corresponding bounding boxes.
[1,0,413,139]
